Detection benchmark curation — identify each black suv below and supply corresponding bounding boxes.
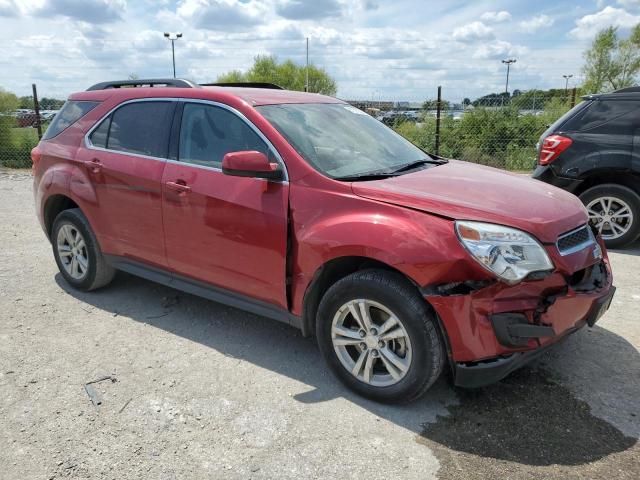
[533,87,640,248]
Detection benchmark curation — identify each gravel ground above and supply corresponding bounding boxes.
[0,168,638,479]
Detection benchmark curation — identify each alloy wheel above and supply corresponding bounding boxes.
[586,196,634,240]
[331,299,412,387]
[56,224,89,280]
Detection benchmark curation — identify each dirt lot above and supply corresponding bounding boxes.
[1,169,639,479]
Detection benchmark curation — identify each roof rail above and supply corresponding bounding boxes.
[613,86,640,93]
[86,78,198,91]
[201,82,284,90]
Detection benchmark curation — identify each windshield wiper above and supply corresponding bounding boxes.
[390,158,447,174]
[333,172,400,181]
[334,158,448,182]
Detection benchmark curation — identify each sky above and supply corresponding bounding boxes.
[1,0,640,102]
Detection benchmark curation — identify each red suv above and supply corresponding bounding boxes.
[32,79,615,403]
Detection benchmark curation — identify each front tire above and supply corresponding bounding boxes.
[580,184,640,249]
[316,270,444,403]
[52,208,115,291]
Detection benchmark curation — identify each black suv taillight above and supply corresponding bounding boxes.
[538,135,572,165]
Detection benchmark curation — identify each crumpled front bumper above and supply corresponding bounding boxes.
[424,250,614,388]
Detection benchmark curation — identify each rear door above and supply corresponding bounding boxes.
[161,101,289,308]
[77,100,175,268]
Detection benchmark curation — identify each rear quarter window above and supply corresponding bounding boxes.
[42,101,99,140]
[561,99,637,133]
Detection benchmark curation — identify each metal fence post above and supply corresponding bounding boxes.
[32,83,42,140]
[570,87,577,108]
[435,85,441,156]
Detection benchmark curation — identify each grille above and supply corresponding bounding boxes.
[557,225,593,255]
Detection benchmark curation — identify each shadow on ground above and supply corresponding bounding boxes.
[609,238,640,257]
[418,368,638,479]
[56,271,639,473]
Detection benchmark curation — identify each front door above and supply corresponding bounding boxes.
[161,101,289,308]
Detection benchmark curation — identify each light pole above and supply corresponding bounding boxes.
[163,32,182,78]
[501,58,516,95]
[563,74,573,92]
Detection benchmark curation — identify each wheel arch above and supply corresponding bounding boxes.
[301,255,455,374]
[574,171,640,197]
[43,194,80,239]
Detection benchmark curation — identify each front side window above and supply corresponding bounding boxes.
[43,101,99,140]
[179,103,268,168]
[103,101,173,157]
[257,103,432,179]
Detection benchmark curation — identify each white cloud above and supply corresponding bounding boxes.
[177,0,263,30]
[519,14,554,33]
[570,6,640,39]
[452,21,494,42]
[37,0,126,24]
[473,40,526,60]
[480,11,511,23]
[617,0,640,8]
[275,0,342,20]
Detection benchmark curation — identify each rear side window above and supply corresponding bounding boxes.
[42,101,99,140]
[90,101,174,158]
[178,103,268,168]
[562,100,637,133]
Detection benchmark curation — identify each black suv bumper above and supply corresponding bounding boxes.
[532,165,583,194]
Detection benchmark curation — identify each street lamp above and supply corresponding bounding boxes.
[501,59,516,95]
[163,32,182,78]
[563,74,573,92]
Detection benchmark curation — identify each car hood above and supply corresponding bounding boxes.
[351,160,588,243]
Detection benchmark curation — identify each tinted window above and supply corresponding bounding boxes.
[42,101,99,140]
[89,116,110,148]
[107,102,173,157]
[562,100,636,133]
[179,103,268,168]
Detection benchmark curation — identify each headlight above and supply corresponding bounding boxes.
[455,221,554,284]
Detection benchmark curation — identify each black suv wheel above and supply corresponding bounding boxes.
[580,184,640,248]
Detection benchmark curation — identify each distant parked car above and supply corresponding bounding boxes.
[533,87,640,248]
[381,111,418,126]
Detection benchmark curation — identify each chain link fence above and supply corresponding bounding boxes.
[390,87,577,170]
[0,115,41,169]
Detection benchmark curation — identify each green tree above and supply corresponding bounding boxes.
[216,55,337,95]
[582,24,640,93]
[0,87,18,113]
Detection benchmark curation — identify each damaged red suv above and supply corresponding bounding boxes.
[32,79,615,403]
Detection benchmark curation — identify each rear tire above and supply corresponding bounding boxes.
[52,208,115,291]
[579,184,640,249]
[316,269,444,403]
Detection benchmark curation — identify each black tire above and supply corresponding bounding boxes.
[51,208,115,291]
[579,184,640,249]
[316,269,444,404]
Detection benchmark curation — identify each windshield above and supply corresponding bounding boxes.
[257,103,435,179]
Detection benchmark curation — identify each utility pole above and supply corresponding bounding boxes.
[305,37,309,92]
[563,74,573,92]
[32,83,42,140]
[163,32,183,78]
[501,58,516,95]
